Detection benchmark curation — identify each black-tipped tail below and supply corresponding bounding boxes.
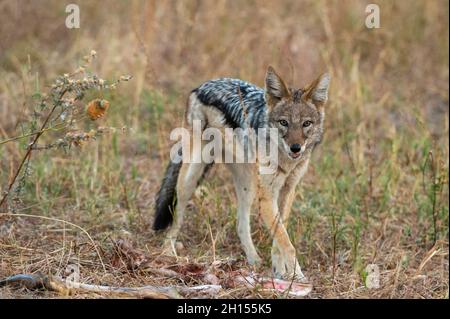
[153,158,182,231]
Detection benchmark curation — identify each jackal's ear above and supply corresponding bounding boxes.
[303,73,330,108]
[265,66,290,107]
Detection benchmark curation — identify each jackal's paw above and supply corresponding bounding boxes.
[271,249,307,282]
[162,239,178,257]
[246,254,263,267]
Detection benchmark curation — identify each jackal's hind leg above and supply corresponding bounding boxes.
[163,161,207,256]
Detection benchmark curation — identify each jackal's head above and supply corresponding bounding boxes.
[265,66,330,160]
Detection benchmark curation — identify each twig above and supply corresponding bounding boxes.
[0,273,222,299]
[0,89,67,209]
[344,141,356,172]
[0,123,63,145]
[0,114,88,146]
[415,242,441,275]
[422,150,439,245]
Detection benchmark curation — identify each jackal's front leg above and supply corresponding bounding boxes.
[272,168,304,270]
[278,160,309,227]
[259,187,305,281]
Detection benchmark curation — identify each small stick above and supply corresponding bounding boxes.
[0,89,67,209]
[0,273,222,299]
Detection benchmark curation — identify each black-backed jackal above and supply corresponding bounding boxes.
[153,66,330,281]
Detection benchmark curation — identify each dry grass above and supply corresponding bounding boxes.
[0,0,448,298]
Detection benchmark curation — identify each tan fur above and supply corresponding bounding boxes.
[278,158,309,227]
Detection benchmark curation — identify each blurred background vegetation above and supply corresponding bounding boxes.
[0,0,448,298]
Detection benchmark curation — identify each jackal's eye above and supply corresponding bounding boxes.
[302,120,313,128]
[278,119,289,127]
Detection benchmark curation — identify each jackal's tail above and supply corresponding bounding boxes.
[153,157,182,231]
[153,147,214,231]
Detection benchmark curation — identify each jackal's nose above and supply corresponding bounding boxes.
[290,143,301,153]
